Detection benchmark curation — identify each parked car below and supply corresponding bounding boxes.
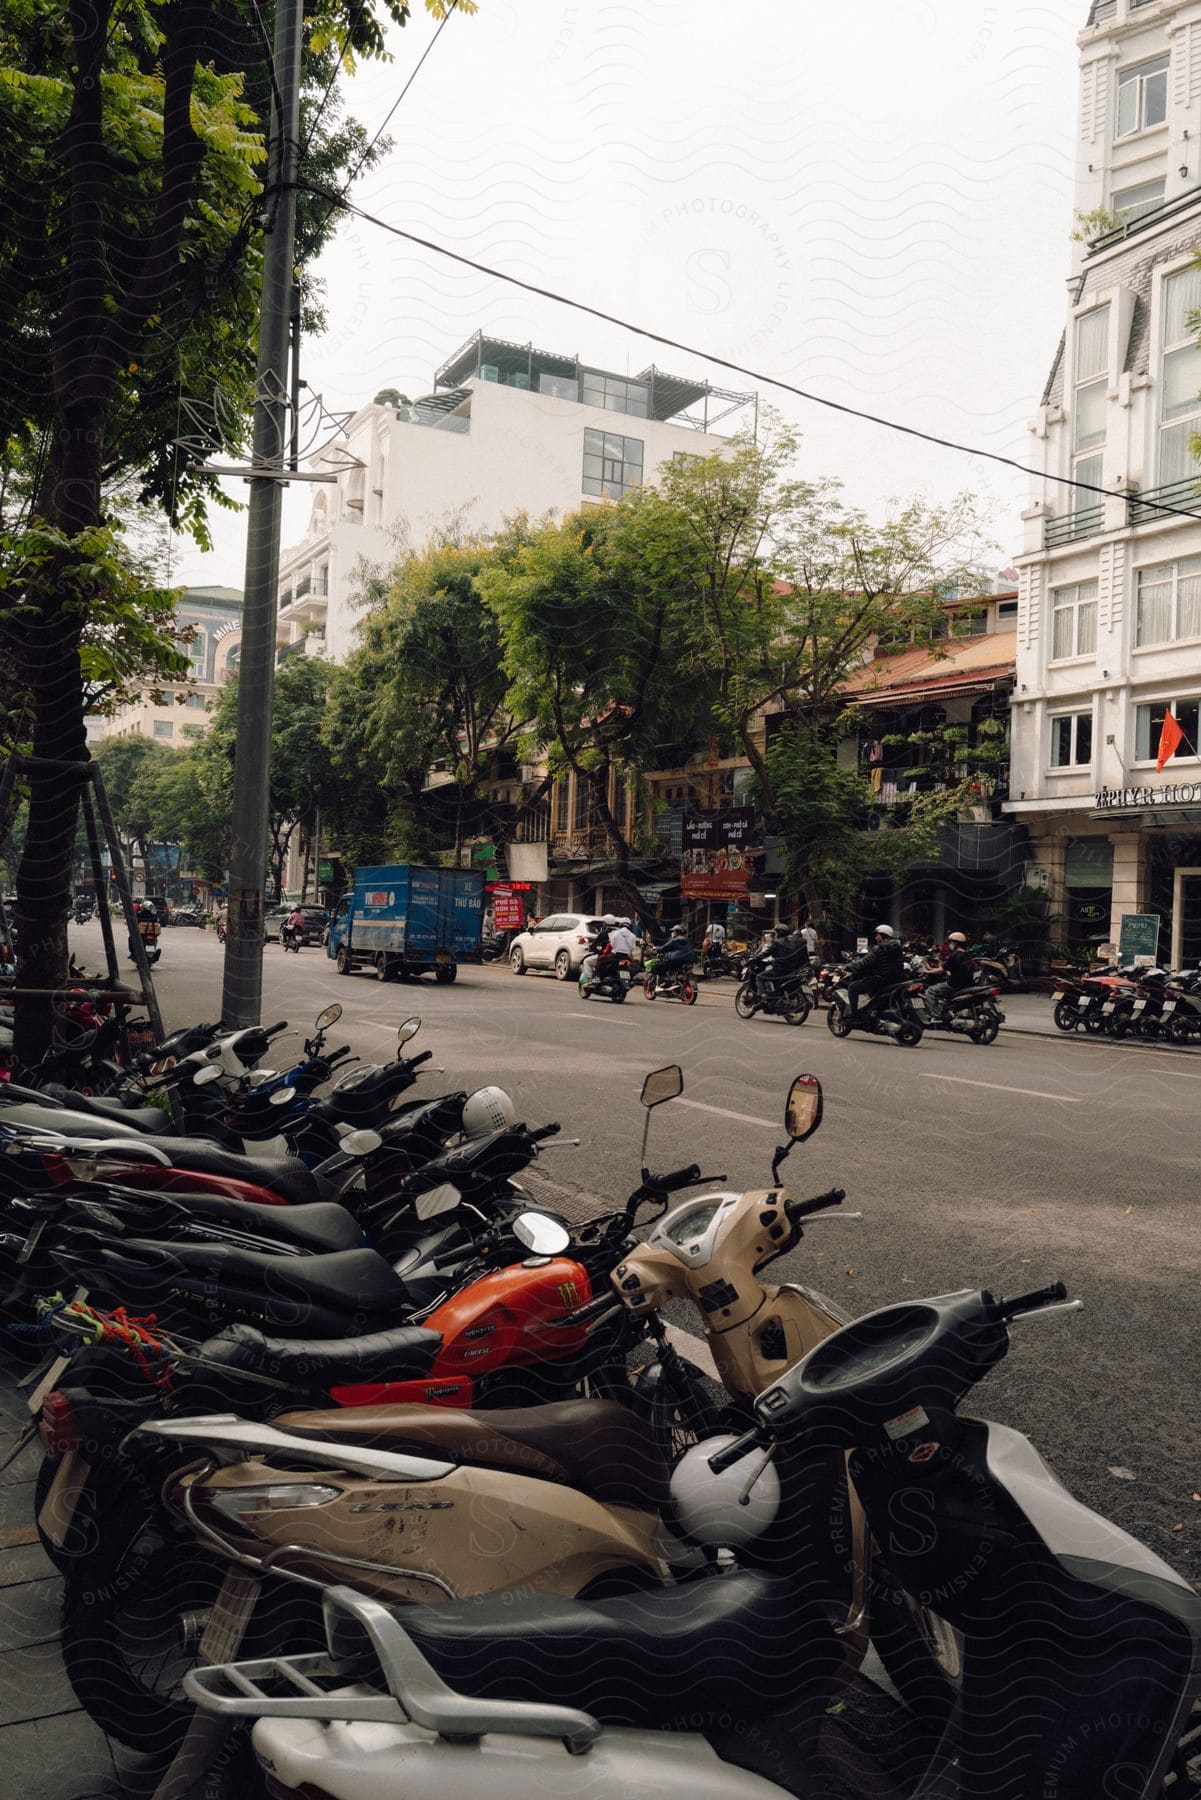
[169,904,205,927]
[508,913,605,979]
[265,904,328,945]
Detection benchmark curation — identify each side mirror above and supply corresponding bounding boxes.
[342,1128,383,1157]
[193,1064,223,1087]
[512,1211,571,1256]
[397,1017,421,1045]
[415,1181,461,1221]
[268,1085,297,1107]
[785,1074,823,1143]
[640,1065,683,1109]
[315,1003,343,1030]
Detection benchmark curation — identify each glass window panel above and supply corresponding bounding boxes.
[1181,700,1201,749]
[1179,573,1201,639]
[1137,575,1173,645]
[1162,345,1201,421]
[1076,600,1098,656]
[1075,309,1109,380]
[1051,718,1070,766]
[1112,179,1165,222]
[1116,73,1137,136]
[1144,66,1167,127]
[1164,268,1201,346]
[1074,378,1107,449]
[1159,420,1199,486]
[1135,704,1154,762]
[1076,714,1093,766]
[1052,606,1075,661]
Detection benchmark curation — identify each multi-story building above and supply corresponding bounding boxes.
[1009,0,1201,967]
[88,584,243,746]
[276,330,754,665]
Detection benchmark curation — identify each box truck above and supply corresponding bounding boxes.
[326,865,485,982]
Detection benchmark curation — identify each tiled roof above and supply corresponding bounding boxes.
[841,630,1017,702]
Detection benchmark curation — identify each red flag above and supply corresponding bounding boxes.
[1156,708,1184,771]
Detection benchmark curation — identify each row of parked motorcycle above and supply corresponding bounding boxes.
[1051,960,1201,1043]
[0,1007,1196,1796]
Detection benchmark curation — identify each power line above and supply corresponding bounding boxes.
[299,0,372,163]
[344,1,459,193]
[292,179,1201,531]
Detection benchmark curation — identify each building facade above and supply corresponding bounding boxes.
[1009,0,1201,968]
[89,584,243,747]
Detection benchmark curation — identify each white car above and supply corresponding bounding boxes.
[509,913,605,979]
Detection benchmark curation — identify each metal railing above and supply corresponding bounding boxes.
[1127,479,1201,527]
[1044,506,1103,548]
[1088,184,1201,256]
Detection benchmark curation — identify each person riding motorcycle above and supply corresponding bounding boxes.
[924,930,975,1020]
[282,904,306,950]
[746,924,803,1001]
[658,924,695,973]
[586,917,637,993]
[129,900,161,963]
[846,923,904,1023]
[579,915,617,988]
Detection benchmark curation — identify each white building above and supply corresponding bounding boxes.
[1009,0,1201,968]
[89,584,243,745]
[276,331,755,666]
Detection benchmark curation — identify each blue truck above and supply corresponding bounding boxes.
[326,865,485,983]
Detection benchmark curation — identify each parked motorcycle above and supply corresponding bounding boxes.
[826,976,925,1046]
[969,938,1028,993]
[187,1278,1201,1800]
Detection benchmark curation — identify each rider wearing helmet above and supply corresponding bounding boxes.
[461,1086,517,1136]
[926,930,975,1020]
[580,915,618,989]
[846,923,904,1023]
[659,923,695,970]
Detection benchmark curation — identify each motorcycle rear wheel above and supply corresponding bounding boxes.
[826,999,853,1038]
[895,1021,923,1047]
[969,1012,1000,1045]
[784,993,812,1026]
[1052,999,1080,1032]
[734,982,758,1020]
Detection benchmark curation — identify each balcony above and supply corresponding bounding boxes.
[1043,506,1103,549]
[1127,479,1201,528]
[1087,184,1201,257]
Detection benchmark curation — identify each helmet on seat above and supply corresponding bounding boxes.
[671,1434,781,1548]
[461,1086,516,1137]
[874,924,895,938]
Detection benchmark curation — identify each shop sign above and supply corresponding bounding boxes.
[490,886,525,930]
[1096,782,1201,811]
[680,809,759,899]
[1117,914,1160,963]
[317,859,334,883]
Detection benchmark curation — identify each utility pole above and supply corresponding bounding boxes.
[221,0,305,1027]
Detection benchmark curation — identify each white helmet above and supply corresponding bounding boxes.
[670,1435,781,1549]
[874,924,895,938]
[601,913,617,926]
[461,1086,516,1136]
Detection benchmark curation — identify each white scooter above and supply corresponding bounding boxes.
[185,1281,1201,1799]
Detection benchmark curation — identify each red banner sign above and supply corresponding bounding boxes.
[681,869,754,901]
[491,889,526,929]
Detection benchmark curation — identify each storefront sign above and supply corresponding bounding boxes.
[680,809,759,899]
[1096,782,1201,811]
[317,859,334,883]
[1118,914,1160,963]
[489,885,525,930]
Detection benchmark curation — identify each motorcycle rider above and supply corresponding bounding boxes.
[924,930,975,1021]
[658,923,695,976]
[846,923,904,1024]
[579,915,617,988]
[282,903,305,950]
[747,924,798,1001]
[590,915,638,991]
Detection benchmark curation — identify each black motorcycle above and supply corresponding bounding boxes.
[916,973,1004,1045]
[826,975,924,1046]
[579,954,632,1003]
[734,968,811,1025]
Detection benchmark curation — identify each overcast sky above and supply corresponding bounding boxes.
[169,0,1082,592]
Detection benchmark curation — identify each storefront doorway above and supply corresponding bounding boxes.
[1171,869,1201,969]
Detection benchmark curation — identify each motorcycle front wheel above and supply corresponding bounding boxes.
[680,979,698,1005]
[642,974,657,999]
[826,999,853,1038]
[734,982,758,1020]
[1052,999,1080,1032]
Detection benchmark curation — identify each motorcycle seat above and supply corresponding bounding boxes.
[200,1319,443,1383]
[111,1239,409,1325]
[392,1568,836,1728]
[115,1189,364,1254]
[131,1138,321,1206]
[43,1091,172,1133]
[270,1396,671,1508]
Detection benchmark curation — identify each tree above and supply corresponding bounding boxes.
[0,0,471,1059]
[479,505,717,915]
[91,735,179,869]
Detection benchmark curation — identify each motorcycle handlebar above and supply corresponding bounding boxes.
[707,1428,768,1474]
[407,1050,433,1069]
[528,1123,561,1143]
[998,1281,1067,1320]
[264,1021,288,1038]
[785,1187,846,1223]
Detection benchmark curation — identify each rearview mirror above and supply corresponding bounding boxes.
[342,1128,383,1157]
[268,1085,297,1106]
[641,1065,683,1109]
[193,1064,223,1087]
[397,1016,421,1045]
[415,1181,461,1221]
[512,1211,571,1256]
[315,1003,343,1030]
[785,1074,823,1143]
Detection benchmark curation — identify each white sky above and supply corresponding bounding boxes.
[169,0,1083,590]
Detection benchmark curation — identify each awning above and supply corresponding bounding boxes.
[853,677,1011,708]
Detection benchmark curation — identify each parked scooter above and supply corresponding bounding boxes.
[187,1276,1201,1800]
[826,976,925,1046]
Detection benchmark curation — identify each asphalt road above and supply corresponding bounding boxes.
[71,920,1201,1577]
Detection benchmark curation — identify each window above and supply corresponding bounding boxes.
[1116,55,1168,138]
[573,775,589,832]
[1071,310,1108,534]
[181,724,204,740]
[1111,177,1165,224]
[1159,267,1201,484]
[553,778,569,833]
[996,600,1018,620]
[1050,712,1093,769]
[582,428,643,499]
[1135,697,1200,762]
[182,632,206,679]
[153,721,174,740]
[1135,556,1201,646]
[186,694,207,710]
[580,372,648,418]
[1051,581,1098,661]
